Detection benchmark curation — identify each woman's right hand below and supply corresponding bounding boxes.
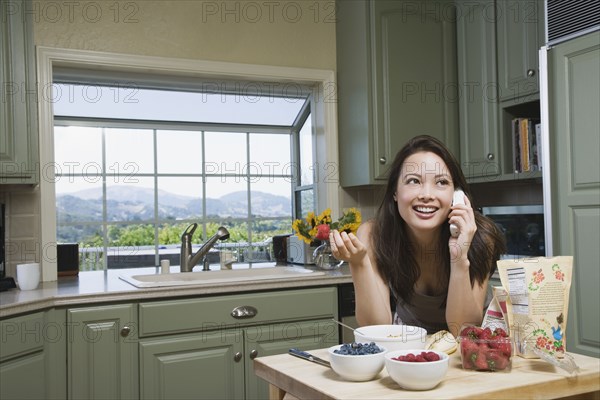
[332,224,392,326]
[329,229,368,264]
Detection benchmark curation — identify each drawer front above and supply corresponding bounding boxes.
[139,287,338,337]
[0,312,45,361]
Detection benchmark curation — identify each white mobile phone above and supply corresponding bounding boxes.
[450,189,465,238]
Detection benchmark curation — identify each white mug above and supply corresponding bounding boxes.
[17,263,40,291]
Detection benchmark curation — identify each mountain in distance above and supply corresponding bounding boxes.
[66,186,192,208]
[56,185,291,221]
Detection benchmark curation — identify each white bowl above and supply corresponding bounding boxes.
[384,349,449,390]
[327,344,386,382]
[354,324,427,351]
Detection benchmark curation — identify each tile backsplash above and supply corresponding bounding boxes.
[0,186,41,279]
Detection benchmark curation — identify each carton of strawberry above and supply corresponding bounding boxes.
[458,325,513,371]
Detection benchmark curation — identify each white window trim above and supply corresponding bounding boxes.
[37,46,340,281]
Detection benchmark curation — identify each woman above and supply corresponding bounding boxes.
[330,135,506,336]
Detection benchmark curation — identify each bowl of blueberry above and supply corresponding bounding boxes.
[327,342,386,382]
[384,349,449,390]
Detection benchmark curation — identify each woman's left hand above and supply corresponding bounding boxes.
[448,194,477,266]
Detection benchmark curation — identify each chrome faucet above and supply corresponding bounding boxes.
[180,223,230,272]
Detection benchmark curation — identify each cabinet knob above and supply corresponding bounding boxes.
[527,69,536,77]
[250,350,258,360]
[487,153,495,161]
[234,352,242,362]
[120,326,131,337]
[231,305,258,319]
[379,157,387,165]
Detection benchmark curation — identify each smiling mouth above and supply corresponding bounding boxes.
[413,206,438,214]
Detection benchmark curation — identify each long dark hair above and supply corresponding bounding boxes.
[371,135,506,305]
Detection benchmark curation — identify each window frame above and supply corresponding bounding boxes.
[290,98,317,217]
[37,46,339,279]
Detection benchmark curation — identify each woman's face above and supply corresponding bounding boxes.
[395,151,455,236]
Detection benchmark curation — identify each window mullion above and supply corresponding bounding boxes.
[101,127,108,270]
[201,130,207,241]
[246,132,252,244]
[153,128,159,268]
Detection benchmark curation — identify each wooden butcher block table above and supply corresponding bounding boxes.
[254,348,599,399]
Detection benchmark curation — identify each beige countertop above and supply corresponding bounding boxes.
[0,264,352,318]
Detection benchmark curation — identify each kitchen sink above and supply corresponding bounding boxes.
[119,265,325,288]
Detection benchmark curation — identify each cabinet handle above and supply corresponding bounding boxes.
[250,350,258,360]
[527,69,536,77]
[487,153,495,161]
[379,157,387,165]
[120,326,131,337]
[231,305,258,319]
[234,352,242,362]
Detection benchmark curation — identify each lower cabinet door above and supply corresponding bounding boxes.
[67,304,138,400]
[139,331,244,400]
[0,352,46,400]
[245,319,339,400]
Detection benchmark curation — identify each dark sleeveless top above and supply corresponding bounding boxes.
[392,286,493,334]
[393,292,448,334]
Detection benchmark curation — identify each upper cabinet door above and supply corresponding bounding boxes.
[496,0,543,100]
[0,0,39,184]
[370,0,459,180]
[336,0,459,187]
[456,0,500,179]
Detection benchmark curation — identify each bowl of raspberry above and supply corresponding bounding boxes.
[384,349,449,390]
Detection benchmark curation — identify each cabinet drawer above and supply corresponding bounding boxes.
[0,312,44,361]
[139,287,338,337]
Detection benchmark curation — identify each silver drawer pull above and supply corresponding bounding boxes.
[231,306,257,319]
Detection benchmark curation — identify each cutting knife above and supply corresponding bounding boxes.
[288,348,331,368]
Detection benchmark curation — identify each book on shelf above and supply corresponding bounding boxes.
[520,118,530,171]
[535,123,542,171]
[512,118,521,173]
[511,117,541,173]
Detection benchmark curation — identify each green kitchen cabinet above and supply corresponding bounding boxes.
[496,0,544,101]
[0,309,67,400]
[456,0,544,181]
[138,287,339,399]
[547,32,600,358]
[336,0,459,187]
[67,304,138,400]
[245,319,336,400]
[139,319,335,400]
[456,0,501,179]
[0,351,46,399]
[0,0,39,184]
[495,0,544,180]
[139,330,244,400]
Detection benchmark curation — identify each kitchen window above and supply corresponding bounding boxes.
[37,49,339,279]
[53,82,316,270]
